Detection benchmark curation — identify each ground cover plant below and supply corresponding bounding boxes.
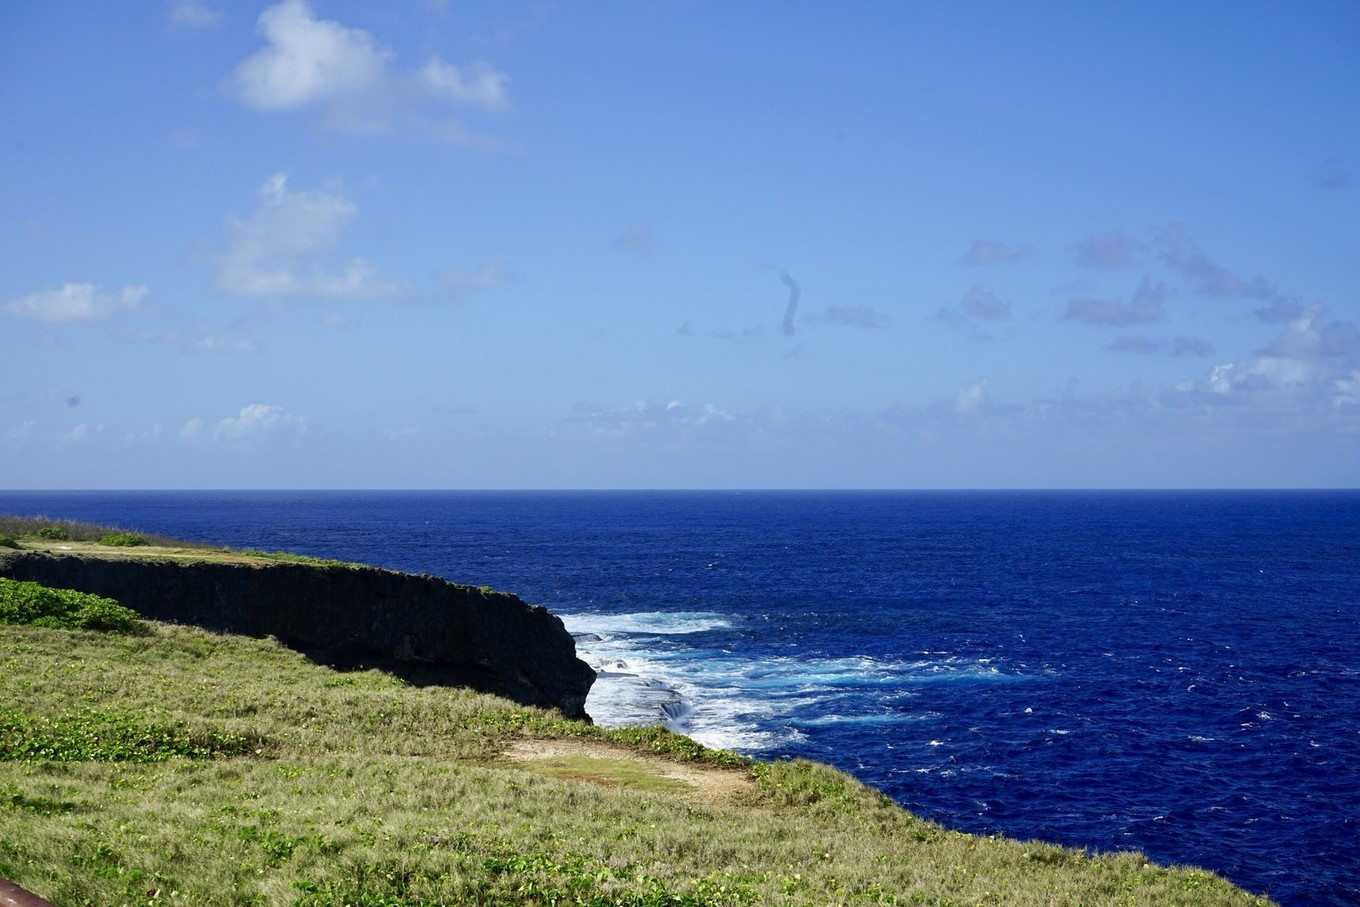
[0,578,142,634]
[0,520,1274,905]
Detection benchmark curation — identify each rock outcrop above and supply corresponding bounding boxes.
[0,550,594,721]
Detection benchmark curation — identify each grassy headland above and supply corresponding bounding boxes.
[0,518,1273,906]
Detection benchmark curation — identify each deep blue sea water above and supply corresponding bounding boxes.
[1,490,1356,906]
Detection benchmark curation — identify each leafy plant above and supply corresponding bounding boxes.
[0,535,19,550]
[0,706,258,762]
[0,578,142,633]
[32,526,70,541]
[98,532,148,547]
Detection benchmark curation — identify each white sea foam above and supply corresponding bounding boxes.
[563,609,1024,752]
[572,611,1039,759]
[563,610,733,638]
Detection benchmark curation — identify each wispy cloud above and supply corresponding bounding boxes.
[1105,335,1215,357]
[440,260,507,299]
[169,0,221,29]
[961,239,1031,266]
[215,172,403,300]
[613,218,656,253]
[955,378,990,415]
[1317,157,1350,190]
[1105,336,1163,355]
[4,283,147,322]
[936,285,1010,328]
[227,0,509,141]
[121,327,257,353]
[1155,223,1301,321]
[1063,277,1167,326]
[818,305,890,328]
[569,399,738,435]
[1072,231,1142,269]
[212,403,306,443]
[1172,336,1214,357]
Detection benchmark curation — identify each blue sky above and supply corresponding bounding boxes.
[2,0,1357,489]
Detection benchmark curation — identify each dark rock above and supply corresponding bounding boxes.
[0,551,594,721]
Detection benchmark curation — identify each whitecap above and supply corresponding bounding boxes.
[560,610,733,638]
[564,608,1024,754]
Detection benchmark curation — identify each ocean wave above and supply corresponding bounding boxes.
[560,609,734,638]
[565,609,1024,753]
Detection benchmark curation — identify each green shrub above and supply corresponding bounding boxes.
[0,536,19,550]
[32,526,69,540]
[98,532,148,547]
[0,578,142,633]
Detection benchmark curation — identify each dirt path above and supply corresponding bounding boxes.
[502,739,756,805]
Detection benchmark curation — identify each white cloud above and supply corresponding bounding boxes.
[955,378,989,415]
[227,0,510,139]
[1258,305,1360,360]
[122,326,257,353]
[4,283,147,322]
[216,172,402,299]
[569,399,738,435]
[1333,370,1360,410]
[212,404,305,442]
[181,417,204,442]
[61,423,92,443]
[169,0,221,29]
[1173,305,1360,406]
[229,0,389,112]
[2,420,38,448]
[420,59,509,110]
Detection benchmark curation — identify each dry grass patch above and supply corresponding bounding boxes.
[503,739,755,804]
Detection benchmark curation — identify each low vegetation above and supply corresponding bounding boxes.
[97,532,149,548]
[0,515,211,551]
[0,578,143,634]
[0,518,1273,905]
[239,550,364,569]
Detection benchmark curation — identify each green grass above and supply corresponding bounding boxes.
[0,618,1273,906]
[0,514,215,550]
[239,550,365,569]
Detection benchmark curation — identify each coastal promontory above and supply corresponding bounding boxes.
[0,542,594,720]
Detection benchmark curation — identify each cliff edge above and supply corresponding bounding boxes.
[0,547,594,721]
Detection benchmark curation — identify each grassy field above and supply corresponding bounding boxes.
[0,522,1274,906]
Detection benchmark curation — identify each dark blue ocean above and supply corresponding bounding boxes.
[1,490,1356,906]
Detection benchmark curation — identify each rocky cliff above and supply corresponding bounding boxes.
[0,550,594,721]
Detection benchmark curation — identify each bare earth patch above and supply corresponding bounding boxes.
[502,739,755,805]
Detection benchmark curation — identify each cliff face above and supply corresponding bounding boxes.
[0,550,594,721]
